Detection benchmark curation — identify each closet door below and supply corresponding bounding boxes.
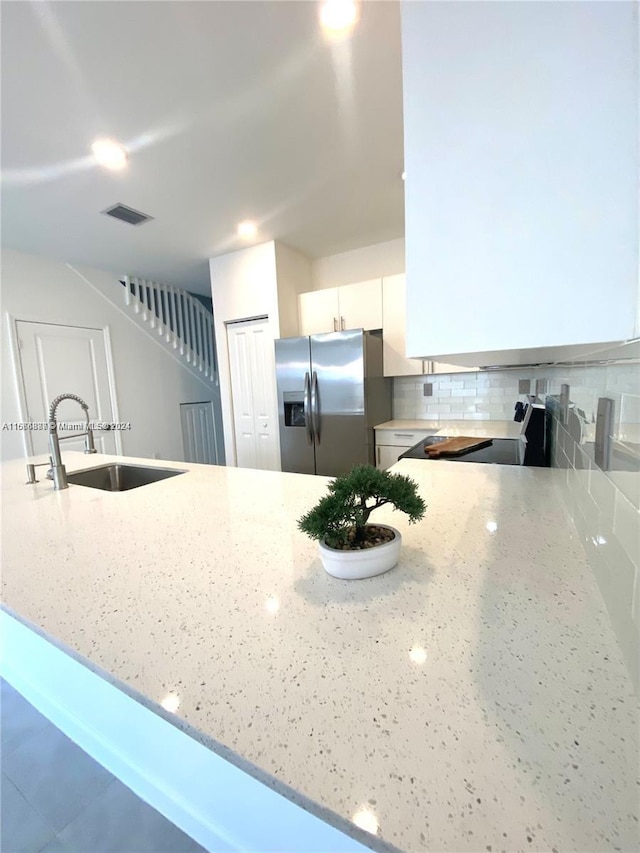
[227,318,280,470]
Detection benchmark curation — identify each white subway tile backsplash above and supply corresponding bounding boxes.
[601,535,637,605]
[542,358,639,691]
[574,446,592,474]
[614,491,640,567]
[589,470,617,528]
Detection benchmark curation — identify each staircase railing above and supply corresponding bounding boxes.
[122,276,217,382]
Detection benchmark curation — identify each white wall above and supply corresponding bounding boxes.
[1,249,222,463]
[274,243,312,337]
[311,238,405,290]
[402,1,639,361]
[209,241,282,467]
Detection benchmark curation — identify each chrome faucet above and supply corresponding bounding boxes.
[38,393,97,490]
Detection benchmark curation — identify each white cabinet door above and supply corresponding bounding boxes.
[382,274,427,377]
[227,318,280,471]
[16,321,118,457]
[402,2,638,361]
[376,444,410,470]
[338,279,382,331]
[298,289,339,336]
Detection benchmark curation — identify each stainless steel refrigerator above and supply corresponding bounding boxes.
[275,329,392,476]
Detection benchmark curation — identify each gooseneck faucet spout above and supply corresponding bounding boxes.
[48,393,97,490]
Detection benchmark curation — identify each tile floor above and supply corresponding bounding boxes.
[0,679,207,853]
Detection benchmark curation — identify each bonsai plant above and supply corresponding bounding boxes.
[298,465,426,579]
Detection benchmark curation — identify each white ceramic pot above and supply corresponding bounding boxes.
[319,524,402,580]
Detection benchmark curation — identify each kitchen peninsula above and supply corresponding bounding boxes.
[1,452,637,853]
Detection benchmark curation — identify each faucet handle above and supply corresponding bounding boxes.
[26,458,54,484]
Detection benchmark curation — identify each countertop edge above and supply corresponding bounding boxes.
[0,602,403,853]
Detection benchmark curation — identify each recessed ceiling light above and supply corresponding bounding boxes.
[160,692,180,713]
[237,220,258,240]
[409,646,427,665]
[401,171,406,181]
[319,0,359,34]
[91,138,128,171]
[352,808,379,835]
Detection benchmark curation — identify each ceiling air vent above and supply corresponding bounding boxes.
[102,203,153,226]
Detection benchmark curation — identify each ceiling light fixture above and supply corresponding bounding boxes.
[409,646,427,665]
[319,0,360,34]
[237,220,258,240]
[401,171,406,181]
[91,138,128,171]
[160,692,180,713]
[352,808,379,835]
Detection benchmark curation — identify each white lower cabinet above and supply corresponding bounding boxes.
[376,443,410,470]
[375,427,439,470]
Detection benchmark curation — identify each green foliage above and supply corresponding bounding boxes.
[298,464,426,548]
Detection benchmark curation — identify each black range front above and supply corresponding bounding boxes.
[399,436,523,465]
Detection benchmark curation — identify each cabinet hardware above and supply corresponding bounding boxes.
[394,433,414,438]
[341,316,345,331]
[376,446,381,465]
[333,317,337,332]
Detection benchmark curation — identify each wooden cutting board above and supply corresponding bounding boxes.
[425,436,493,457]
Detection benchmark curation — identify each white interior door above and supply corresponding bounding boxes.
[16,321,118,457]
[180,402,218,465]
[227,318,280,471]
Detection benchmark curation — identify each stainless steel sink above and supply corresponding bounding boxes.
[66,463,186,492]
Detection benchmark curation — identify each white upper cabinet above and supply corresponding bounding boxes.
[338,279,382,331]
[382,274,426,376]
[298,288,340,336]
[429,361,477,376]
[382,274,477,376]
[298,280,382,336]
[401,1,639,366]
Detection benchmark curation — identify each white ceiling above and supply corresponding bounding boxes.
[1,1,405,294]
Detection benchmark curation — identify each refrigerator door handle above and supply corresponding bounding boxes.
[303,372,313,445]
[311,370,320,445]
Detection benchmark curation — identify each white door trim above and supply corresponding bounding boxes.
[5,314,123,457]
[5,313,31,457]
[101,325,124,455]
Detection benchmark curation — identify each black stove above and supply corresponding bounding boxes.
[399,436,523,465]
[397,403,549,467]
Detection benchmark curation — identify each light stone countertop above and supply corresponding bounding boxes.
[1,452,638,853]
[375,419,523,439]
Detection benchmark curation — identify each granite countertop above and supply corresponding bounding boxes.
[1,452,638,853]
[375,420,523,439]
